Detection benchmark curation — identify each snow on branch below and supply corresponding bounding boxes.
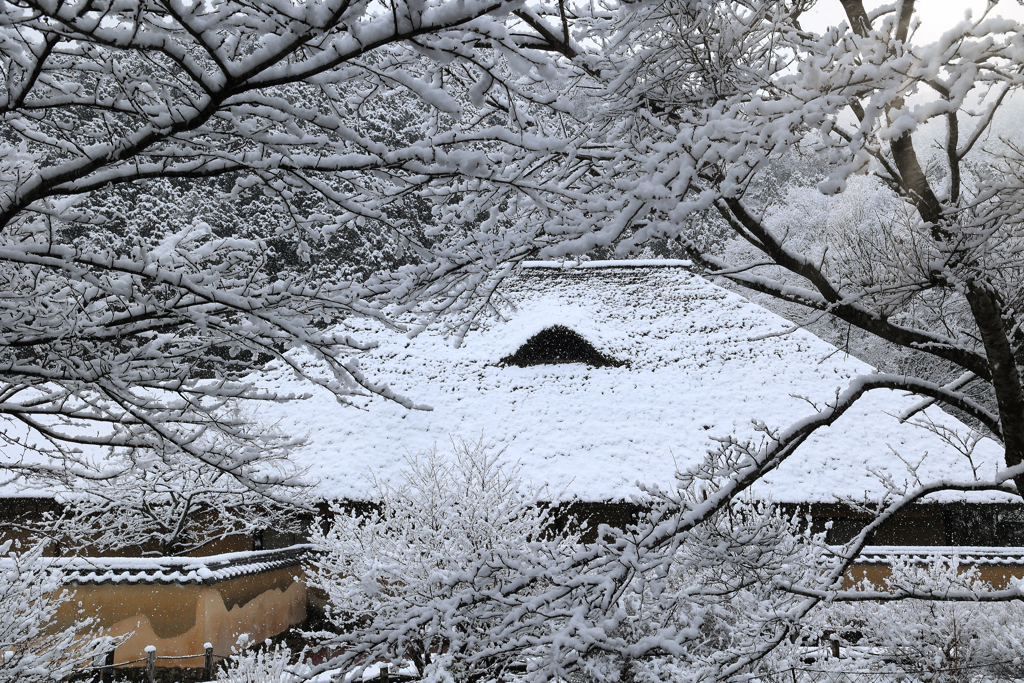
[0,0,591,511]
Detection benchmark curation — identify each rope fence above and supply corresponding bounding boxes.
[85,643,231,683]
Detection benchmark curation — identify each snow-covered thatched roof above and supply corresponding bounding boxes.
[253,261,1013,505]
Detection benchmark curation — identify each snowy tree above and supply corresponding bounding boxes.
[0,538,111,682]
[306,445,1024,683]
[0,0,584,516]
[42,418,309,556]
[304,439,866,683]
[307,439,583,682]
[818,557,1024,677]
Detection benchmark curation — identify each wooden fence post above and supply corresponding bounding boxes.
[204,642,215,681]
[101,649,115,683]
[379,663,389,683]
[145,645,156,683]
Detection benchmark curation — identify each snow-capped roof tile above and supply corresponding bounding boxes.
[53,545,311,585]
[857,546,1024,566]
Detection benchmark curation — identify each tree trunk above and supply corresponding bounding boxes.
[965,282,1024,495]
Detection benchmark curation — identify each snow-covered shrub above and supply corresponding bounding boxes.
[306,437,1024,683]
[0,538,108,682]
[819,558,1024,678]
[217,635,302,683]
[570,496,831,683]
[308,438,581,682]
[307,436,844,683]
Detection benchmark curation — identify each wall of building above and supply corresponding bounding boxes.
[847,562,1024,591]
[52,567,307,667]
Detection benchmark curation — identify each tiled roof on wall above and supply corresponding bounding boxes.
[52,545,312,586]
[856,546,1024,566]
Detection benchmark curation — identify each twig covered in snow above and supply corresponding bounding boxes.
[0,538,115,682]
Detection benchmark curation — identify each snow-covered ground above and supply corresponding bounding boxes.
[249,262,1013,505]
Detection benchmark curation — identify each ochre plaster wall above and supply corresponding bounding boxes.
[53,567,306,668]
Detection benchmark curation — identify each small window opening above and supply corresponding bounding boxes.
[500,325,624,368]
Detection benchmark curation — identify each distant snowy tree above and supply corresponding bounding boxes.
[818,558,1024,676]
[46,418,309,556]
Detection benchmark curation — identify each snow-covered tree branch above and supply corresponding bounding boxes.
[0,0,588,503]
[0,538,111,682]
[42,419,310,556]
[396,0,1024,499]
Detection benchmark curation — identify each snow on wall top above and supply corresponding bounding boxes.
[0,546,313,586]
[856,547,1024,566]
[252,262,1013,505]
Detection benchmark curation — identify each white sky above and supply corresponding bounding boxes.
[801,1,1024,142]
[801,0,1024,40]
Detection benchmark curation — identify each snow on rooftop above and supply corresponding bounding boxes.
[250,262,1013,505]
